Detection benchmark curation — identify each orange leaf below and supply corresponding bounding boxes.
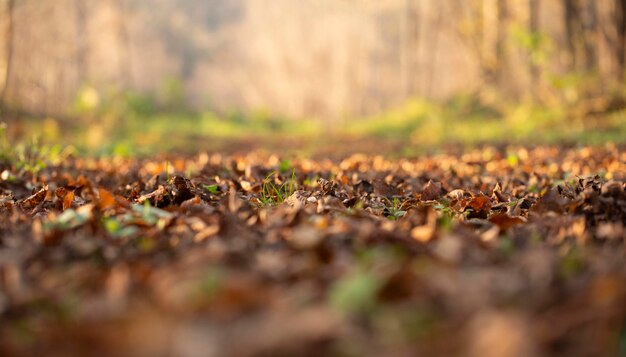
[488,213,526,231]
[62,191,75,211]
[468,194,491,212]
[98,188,116,209]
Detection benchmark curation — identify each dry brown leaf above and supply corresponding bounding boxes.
[98,188,117,209]
[468,194,491,212]
[422,180,443,201]
[19,186,48,212]
[488,213,526,231]
[62,190,75,211]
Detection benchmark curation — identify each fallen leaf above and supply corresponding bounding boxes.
[422,180,443,201]
[63,190,75,211]
[488,213,527,231]
[19,186,48,212]
[98,188,117,209]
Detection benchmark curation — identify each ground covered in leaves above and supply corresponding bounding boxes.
[1,145,626,356]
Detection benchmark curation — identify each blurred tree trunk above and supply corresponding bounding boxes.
[582,0,597,70]
[564,0,598,72]
[482,0,497,82]
[113,0,134,87]
[564,0,580,70]
[73,0,87,83]
[0,0,15,106]
[400,0,419,97]
[529,0,540,90]
[495,0,508,87]
[426,3,442,98]
[615,0,626,78]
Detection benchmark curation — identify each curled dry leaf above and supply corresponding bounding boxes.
[18,185,48,212]
[447,189,469,201]
[284,190,310,208]
[55,187,75,211]
[422,180,443,201]
[466,194,492,219]
[317,178,336,195]
[491,182,510,203]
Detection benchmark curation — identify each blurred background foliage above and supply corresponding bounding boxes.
[0,0,625,155]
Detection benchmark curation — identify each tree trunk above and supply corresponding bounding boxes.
[426,4,442,98]
[495,0,508,86]
[582,0,597,70]
[114,0,133,87]
[615,0,626,78]
[563,0,579,70]
[0,0,15,106]
[529,0,540,91]
[401,0,419,97]
[481,0,497,82]
[564,0,597,72]
[73,0,87,83]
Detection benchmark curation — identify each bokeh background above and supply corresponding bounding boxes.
[1,0,625,155]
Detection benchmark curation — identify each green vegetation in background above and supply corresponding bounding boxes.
[0,122,74,175]
[13,95,626,158]
[347,84,626,147]
[344,33,626,146]
[8,65,626,158]
[46,83,323,155]
[341,25,623,148]
[345,24,625,146]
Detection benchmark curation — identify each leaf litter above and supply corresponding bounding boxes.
[0,145,625,356]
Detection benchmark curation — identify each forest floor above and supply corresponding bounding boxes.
[0,144,625,356]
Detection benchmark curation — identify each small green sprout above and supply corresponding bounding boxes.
[258,169,297,206]
[203,184,220,194]
[380,197,409,220]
